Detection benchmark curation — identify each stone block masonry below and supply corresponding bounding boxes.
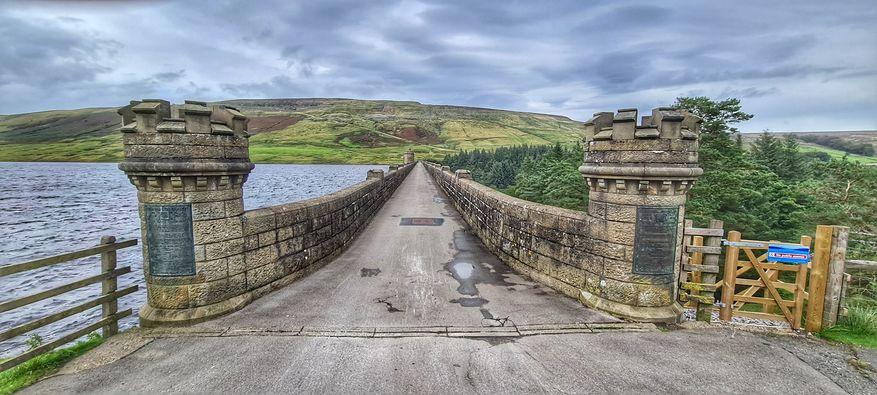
[425,107,702,322]
[118,99,414,326]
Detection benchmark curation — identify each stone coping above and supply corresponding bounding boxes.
[578,164,703,179]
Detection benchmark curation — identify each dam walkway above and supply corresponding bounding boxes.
[21,163,868,393]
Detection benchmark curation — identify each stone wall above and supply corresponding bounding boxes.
[424,107,702,322]
[118,98,414,326]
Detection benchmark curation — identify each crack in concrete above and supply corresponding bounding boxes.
[375,297,405,313]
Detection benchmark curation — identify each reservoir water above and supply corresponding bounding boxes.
[0,162,388,357]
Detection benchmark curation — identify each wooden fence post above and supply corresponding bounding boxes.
[720,231,741,321]
[681,219,694,288]
[697,219,723,322]
[806,225,833,332]
[100,235,119,337]
[691,236,704,284]
[823,226,849,328]
[793,235,812,329]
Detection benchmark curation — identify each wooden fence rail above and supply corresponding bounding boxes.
[0,236,138,372]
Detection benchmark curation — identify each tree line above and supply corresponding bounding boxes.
[797,134,875,157]
[441,97,877,260]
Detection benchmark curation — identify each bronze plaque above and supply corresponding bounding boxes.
[145,203,196,277]
[633,206,679,275]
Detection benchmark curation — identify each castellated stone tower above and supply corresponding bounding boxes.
[118,99,254,325]
[404,149,415,165]
[579,107,702,321]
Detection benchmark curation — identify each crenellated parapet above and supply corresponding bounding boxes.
[580,107,702,197]
[118,100,253,185]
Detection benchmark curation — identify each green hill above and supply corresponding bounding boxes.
[0,99,583,164]
[740,131,877,165]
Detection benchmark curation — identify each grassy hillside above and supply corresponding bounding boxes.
[0,99,583,164]
[741,131,877,165]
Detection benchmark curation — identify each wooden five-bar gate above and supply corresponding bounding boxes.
[0,236,139,372]
[680,223,849,332]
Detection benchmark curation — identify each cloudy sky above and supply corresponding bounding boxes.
[1,0,875,132]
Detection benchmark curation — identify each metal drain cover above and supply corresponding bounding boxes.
[400,217,444,226]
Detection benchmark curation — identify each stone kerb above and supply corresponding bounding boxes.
[424,106,703,323]
[119,98,415,326]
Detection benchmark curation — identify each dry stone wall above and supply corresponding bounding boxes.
[118,99,414,326]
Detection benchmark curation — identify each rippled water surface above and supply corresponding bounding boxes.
[0,162,387,357]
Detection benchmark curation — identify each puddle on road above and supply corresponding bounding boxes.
[451,261,474,280]
[444,229,520,315]
[360,268,381,277]
[449,297,488,307]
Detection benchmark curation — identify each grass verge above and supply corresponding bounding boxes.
[0,333,103,395]
[817,305,877,349]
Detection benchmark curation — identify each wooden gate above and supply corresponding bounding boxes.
[679,223,848,331]
[719,232,811,329]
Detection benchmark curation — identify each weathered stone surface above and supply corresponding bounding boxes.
[224,199,245,216]
[204,238,245,260]
[245,245,279,270]
[191,201,227,221]
[184,188,243,203]
[227,254,246,276]
[637,284,673,307]
[138,191,185,204]
[147,284,189,309]
[600,278,639,305]
[242,209,276,235]
[188,278,231,306]
[193,217,243,244]
[195,258,228,282]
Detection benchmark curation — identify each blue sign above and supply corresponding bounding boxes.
[767,243,810,264]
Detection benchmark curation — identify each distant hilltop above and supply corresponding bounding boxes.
[0,98,582,164]
[0,98,874,164]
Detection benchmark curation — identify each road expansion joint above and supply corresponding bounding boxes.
[141,322,657,339]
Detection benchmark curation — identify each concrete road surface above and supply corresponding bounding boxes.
[23,164,877,393]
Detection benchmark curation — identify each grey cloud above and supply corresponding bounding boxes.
[717,87,780,99]
[220,75,305,98]
[0,14,120,88]
[243,27,273,43]
[0,0,874,131]
[153,70,186,83]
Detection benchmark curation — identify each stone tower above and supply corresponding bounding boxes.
[403,149,415,164]
[118,99,254,325]
[578,107,702,321]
